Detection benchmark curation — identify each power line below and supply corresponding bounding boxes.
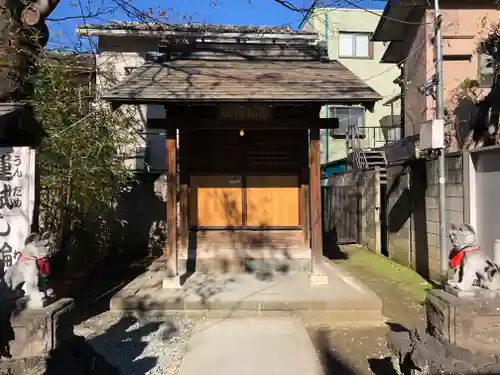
[362,40,426,82]
[301,7,428,82]
[335,0,435,25]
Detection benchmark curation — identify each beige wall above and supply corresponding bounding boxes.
[304,8,400,163]
[401,10,428,137]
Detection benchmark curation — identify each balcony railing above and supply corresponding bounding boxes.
[346,124,403,151]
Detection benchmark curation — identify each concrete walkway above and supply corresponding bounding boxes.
[178,317,323,375]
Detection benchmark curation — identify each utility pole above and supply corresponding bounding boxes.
[433,0,447,281]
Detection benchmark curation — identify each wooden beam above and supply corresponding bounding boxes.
[165,128,178,277]
[147,118,339,130]
[309,127,322,273]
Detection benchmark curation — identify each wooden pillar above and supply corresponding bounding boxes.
[300,168,310,247]
[165,128,178,277]
[178,129,189,257]
[309,127,322,273]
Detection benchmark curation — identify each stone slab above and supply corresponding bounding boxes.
[445,284,500,299]
[426,288,500,355]
[178,317,323,375]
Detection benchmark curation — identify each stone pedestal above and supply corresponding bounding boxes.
[388,289,500,375]
[8,298,75,359]
[426,289,500,356]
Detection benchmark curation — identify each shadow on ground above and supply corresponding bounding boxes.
[323,226,350,260]
[313,328,397,375]
[82,316,164,374]
[45,314,182,375]
[71,253,157,325]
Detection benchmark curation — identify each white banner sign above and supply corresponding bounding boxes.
[0,147,35,271]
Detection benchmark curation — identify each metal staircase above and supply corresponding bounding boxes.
[346,125,387,184]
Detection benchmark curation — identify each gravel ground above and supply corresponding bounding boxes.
[74,312,195,375]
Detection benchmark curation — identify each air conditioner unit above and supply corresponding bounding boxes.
[419,119,444,150]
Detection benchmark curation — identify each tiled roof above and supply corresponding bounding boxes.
[77,22,316,35]
[102,59,381,104]
[0,103,25,117]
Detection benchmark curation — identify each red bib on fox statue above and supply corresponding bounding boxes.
[14,252,51,277]
[449,247,481,269]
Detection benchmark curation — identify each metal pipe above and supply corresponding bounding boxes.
[434,0,447,279]
[324,11,330,164]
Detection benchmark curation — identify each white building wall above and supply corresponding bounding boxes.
[303,8,401,164]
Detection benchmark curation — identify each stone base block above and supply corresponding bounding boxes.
[8,298,75,359]
[162,275,181,289]
[0,356,47,375]
[309,273,329,286]
[426,288,500,355]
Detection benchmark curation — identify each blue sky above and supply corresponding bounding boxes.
[47,0,386,51]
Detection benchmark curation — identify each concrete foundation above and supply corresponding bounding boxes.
[109,257,384,325]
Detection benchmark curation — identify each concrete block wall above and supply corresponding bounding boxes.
[360,169,380,253]
[382,154,464,281]
[418,154,464,280]
[385,166,412,266]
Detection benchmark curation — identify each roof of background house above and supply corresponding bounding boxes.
[46,52,95,67]
[102,59,381,104]
[0,103,26,118]
[76,22,317,36]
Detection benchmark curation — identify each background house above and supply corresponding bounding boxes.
[372,0,498,142]
[76,24,172,173]
[300,8,402,171]
[342,0,500,280]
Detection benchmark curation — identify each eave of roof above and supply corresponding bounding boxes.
[371,0,419,42]
[380,41,406,64]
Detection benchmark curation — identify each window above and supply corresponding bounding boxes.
[329,106,365,137]
[339,32,373,58]
[478,52,494,87]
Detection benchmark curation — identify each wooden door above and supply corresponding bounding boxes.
[190,175,243,227]
[246,175,300,227]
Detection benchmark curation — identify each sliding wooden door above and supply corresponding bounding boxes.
[246,175,300,227]
[190,175,243,227]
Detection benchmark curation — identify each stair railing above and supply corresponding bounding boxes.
[346,124,368,171]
